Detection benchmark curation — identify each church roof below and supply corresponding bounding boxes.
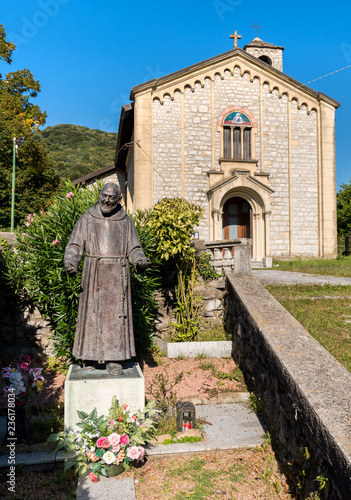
[115,103,134,170]
[130,47,339,109]
[243,37,285,51]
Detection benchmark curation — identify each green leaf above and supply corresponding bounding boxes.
[77,410,89,420]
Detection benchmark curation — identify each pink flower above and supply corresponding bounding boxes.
[126,446,142,461]
[52,239,59,245]
[66,191,74,199]
[2,367,11,379]
[86,451,99,462]
[96,437,110,449]
[112,445,120,453]
[89,471,99,482]
[138,446,145,459]
[20,363,29,371]
[108,433,120,448]
[120,434,129,446]
[25,214,35,226]
[109,419,116,426]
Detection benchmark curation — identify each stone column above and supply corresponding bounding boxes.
[134,91,153,210]
[263,211,272,267]
[319,100,337,258]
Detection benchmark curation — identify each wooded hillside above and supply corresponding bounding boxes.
[34,124,118,180]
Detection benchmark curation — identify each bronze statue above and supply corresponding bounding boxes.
[64,183,150,375]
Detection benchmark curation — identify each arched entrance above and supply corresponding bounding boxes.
[222,196,252,240]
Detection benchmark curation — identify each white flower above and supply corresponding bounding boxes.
[9,371,22,383]
[127,418,133,423]
[103,451,116,465]
[90,446,96,453]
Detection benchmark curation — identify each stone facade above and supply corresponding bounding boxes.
[117,36,340,261]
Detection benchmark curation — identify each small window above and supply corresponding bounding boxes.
[258,55,272,66]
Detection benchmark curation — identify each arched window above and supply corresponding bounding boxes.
[222,111,252,161]
[258,55,272,66]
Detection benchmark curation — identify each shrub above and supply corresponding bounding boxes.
[146,197,203,272]
[1,182,160,364]
[146,197,204,341]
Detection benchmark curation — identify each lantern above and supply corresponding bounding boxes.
[176,402,196,432]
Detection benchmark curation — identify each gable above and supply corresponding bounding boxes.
[131,49,339,112]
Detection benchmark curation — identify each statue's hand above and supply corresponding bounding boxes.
[135,258,151,272]
[65,262,77,277]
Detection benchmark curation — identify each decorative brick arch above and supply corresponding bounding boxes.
[217,106,258,130]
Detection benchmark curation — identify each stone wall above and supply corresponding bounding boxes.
[0,295,53,362]
[154,278,225,341]
[152,67,319,256]
[0,233,53,361]
[225,272,351,499]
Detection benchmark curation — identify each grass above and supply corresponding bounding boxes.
[199,360,244,383]
[0,467,77,500]
[272,255,351,277]
[194,322,230,342]
[133,445,293,499]
[267,284,351,372]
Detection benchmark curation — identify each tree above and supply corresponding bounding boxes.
[337,180,351,237]
[0,24,60,229]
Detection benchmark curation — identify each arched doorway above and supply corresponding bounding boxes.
[222,196,252,240]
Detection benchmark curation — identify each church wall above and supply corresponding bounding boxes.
[262,88,290,257]
[213,68,261,170]
[290,105,318,256]
[146,52,336,257]
[152,92,182,202]
[183,81,212,237]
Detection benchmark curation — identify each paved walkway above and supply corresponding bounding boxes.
[252,270,351,286]
[0,402,265,499]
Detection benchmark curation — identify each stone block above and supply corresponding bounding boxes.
[77,474,136,500]
[262,257,273,268]
[64,363,145,433]
[155,338,232,358]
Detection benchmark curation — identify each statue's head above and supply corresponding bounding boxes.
[99,183,122,215]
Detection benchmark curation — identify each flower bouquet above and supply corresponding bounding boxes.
[1,355,44,406]
[48,396,159,481]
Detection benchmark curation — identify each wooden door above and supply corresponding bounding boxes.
[222,197,251,240]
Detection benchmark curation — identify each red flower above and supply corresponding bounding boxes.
[118,416,123,421]
[89,471,99,482]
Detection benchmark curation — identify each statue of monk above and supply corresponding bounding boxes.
[64,183,150,375]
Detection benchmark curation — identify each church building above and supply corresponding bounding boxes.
[115,32,340,263]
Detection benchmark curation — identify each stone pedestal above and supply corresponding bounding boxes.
[262,256,273,268]
[64,362,145,433]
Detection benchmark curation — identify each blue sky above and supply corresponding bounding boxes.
[2,0,351,188]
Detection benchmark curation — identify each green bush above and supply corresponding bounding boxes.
[146,197,203,271]
[0,182,160,364]
[146,197,204,341]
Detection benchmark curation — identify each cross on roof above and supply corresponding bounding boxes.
[251,21,262,37]
[229,30,241,48]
